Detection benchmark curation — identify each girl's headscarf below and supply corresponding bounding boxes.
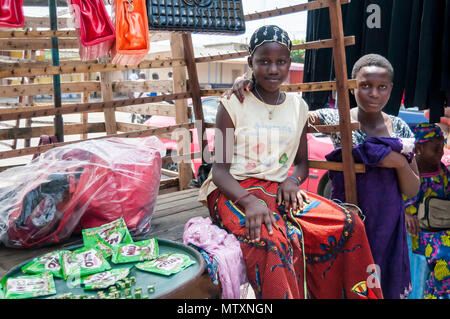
[413,123,444,145]
[248,25,292,55]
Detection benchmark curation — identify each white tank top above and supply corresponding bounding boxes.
[198,91,309,204]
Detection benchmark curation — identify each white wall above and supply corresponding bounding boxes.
[197,62,247,87]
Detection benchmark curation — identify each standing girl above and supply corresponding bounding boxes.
[310,55,421,299]
[199,26,382,299]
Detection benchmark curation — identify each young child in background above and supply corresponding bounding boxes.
[404,123,450,299]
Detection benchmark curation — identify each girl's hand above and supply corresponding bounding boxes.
[277,179,310,212]
[221,76,254,103]
[241,195,277,242]
[405,213,419,237]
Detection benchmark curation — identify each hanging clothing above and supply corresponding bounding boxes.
[207,178,383,299]
[303,0,450,117]
[404,163,450,299]
[303,0,393,110]
[384,0,414,115]
[441,1,450,94]
[411,1,445,107]
[360,0,393,55]
[302,1,333,110]
[403,0,424,111]
[326,137,414,299]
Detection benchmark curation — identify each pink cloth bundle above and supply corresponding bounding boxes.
[183,216,248,299]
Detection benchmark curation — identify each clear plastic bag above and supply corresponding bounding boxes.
[0,137,165,248]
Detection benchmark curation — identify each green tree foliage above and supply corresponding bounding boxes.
[291,39,305,63]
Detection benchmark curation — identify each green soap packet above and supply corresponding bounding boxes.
[82,267,131,290]
[84,234,115,258]
[135,253,195,276]
[82,217,133,258]
[5,273,56,299]
[61,247,111,280]
[0,275,7,299]
[21,251,64,278]
[111,238,158,264]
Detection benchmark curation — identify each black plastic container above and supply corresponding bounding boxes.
[147,0,246,34]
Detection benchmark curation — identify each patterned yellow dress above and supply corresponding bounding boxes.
[404,163,450,299]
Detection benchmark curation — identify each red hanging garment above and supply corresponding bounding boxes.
[111,0,150,65]
[67,0,116,61]
[0,0,25,28]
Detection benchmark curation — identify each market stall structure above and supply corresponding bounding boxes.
[0,0,365,298]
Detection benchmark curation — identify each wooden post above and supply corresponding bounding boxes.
[12,78,24,150]
[182,33,209,164]
[12,49,36,149]
[24,49,36,148]
[170,33,193,190]
[81,73,89,139]
[99,57,117,135]
[328,0,358,204]
[49,0,64,142]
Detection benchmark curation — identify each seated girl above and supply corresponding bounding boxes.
[227,53,420,299]
[198,25,382,299]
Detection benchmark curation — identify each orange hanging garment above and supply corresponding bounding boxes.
[111,0,150,65]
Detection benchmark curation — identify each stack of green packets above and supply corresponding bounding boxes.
[0,217,195,299]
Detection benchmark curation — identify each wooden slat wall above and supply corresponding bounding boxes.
[0,0,359,197]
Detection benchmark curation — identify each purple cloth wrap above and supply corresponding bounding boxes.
[325,137,412,299]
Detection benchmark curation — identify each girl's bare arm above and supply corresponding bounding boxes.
[378,152,420,198]
[212,103,276,241]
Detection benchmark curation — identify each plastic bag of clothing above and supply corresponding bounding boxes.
[0,137,165,248]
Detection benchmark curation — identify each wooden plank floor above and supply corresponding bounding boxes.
[146,188,210,242]
[0,188,209,278]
